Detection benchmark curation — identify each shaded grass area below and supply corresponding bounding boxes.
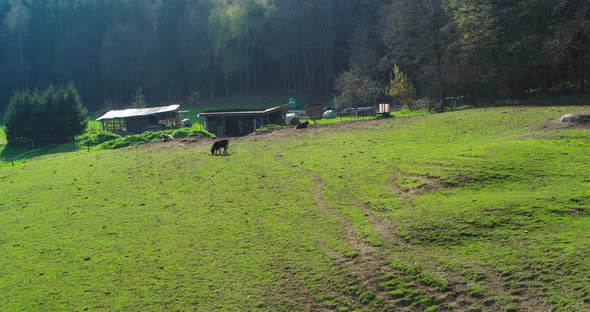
[0,140,80,168]
[1,106,589,310]
[0,122,213,167]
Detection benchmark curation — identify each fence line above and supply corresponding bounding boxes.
[0,145,58,169]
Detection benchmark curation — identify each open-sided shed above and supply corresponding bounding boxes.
[198,104,291,136]
[96,105,180,135]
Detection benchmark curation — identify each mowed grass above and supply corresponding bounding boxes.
[1,106,589,311]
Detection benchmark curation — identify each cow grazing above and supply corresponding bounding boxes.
[295,121,310,129]
[211,139,229,154]
[160,134,175,142]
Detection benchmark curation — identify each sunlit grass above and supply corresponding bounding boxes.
[1,106,589,310]
[270,106,590,310]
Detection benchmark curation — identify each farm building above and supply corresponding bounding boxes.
[198,104,291,136]
[96,105,180,135]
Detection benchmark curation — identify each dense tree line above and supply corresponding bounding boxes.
[4,83,87,142]
[0,0,588,113]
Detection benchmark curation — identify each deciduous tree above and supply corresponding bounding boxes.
[384,64,416,110]
[335,69,381,110]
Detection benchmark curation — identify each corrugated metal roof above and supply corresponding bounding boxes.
[96,105,180,121]
[197,104,291,117]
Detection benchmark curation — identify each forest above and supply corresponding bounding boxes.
[0,0,589,113]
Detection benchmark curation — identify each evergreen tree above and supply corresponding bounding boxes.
[62,83,88,137]
[3,84,87,143]
[1,0,588,111]
[4,89,33,142]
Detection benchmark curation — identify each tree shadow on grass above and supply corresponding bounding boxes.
[1,141,80,163]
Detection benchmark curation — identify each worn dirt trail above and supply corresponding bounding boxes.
[261,122,550,311]
[176,121,552,311]
[272,149,471,311]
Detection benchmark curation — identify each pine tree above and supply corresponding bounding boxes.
[3,84,87,143]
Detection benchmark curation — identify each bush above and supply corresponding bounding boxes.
[256,124,287,132]
[98,131,163,149]
[171,127,212,138]
[3,83,88,143]
[79,130,121,146]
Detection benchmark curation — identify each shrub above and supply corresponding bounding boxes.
[79,130,121,146]
[98,128,213,150]
[171,127,212,138]
[256,124,286,132]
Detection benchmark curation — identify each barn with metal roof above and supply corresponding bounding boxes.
[96,105,180,134]
[198,104,291,137]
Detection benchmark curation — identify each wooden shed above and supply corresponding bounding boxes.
[198,104,291,137]
[96,105,180,135]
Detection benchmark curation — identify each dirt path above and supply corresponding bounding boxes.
[270,138,550,311]
[385,167,552,311]
[177,121,552,311]
[272,150,469,311]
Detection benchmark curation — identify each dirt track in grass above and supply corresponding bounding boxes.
[259,119,552,311]
[154,115,558,311]
[270,138,472,311]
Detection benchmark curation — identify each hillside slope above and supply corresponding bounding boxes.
[1,107,589,311]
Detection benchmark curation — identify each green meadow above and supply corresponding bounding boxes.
[1,106,589,311]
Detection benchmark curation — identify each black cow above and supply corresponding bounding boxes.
[211,139,229,154]
[295,121,310,129]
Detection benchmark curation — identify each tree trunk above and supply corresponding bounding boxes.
[225,70,229,97]
[209,61,214,100]
[302,42,312,93]
[580,51,586,94]
[18,31,25,90]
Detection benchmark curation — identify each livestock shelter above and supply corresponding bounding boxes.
[198,104,291,136]
[96,105,180,135]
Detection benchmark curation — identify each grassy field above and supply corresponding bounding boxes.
[0,107,417,167]
[1,106,589,311]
